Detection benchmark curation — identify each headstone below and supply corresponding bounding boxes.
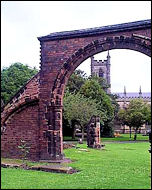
[87,116,101,149]
[78,138,83,144]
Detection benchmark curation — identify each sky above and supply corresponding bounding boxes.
[1,1,151,92]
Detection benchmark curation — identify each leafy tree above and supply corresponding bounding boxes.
[88,75,110,92]
[117,108,132,138]
[109,93,120,117]
[128,99,151,140]
[118,99,151,140]
[1,63,38,105]
[63,90,102,140]
[66,69,86,93]
[79,78,115,137]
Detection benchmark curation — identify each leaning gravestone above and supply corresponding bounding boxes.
[87,116,102,149]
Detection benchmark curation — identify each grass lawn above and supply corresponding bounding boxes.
[63,133,149,142]
[1,141,151,189]
[101,133,149,142]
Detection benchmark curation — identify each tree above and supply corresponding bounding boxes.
[88,75,110,92]
[109,93,120,117]
[79,78,115,137]
[63,90,102,140]
[128,99,151,140]
[118,99,151,140]
[117,108,132,138]
[1,63,38,105]
[65,69,86,93]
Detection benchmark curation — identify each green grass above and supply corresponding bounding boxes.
[1,142,151,189]
[101,133,149,142]
[63,133,149,142]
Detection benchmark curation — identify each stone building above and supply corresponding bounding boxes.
[91,51,111,93]
[115,86,151,109]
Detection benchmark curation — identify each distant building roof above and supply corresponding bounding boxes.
[114,92,151,99]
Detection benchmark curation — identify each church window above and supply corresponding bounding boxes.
[99,68,104,77]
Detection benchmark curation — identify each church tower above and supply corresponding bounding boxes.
[91,51,111,93]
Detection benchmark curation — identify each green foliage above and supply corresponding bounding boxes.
[101,121,114,137]
[63,89,104,139]
[18,140,30,165]
[108,93,120,117]
[64,73,116,138]
[117,109,130,126]
[80,79,114,120]
[1,62,38,104]
[79,78,115,135]
[65,69,86,93]
[126,99,151,127]
[63,90,101,127]
[88,75,110,92]
[118,99,151,140]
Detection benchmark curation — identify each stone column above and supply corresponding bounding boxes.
[41,105,63,162]
[87,116,101,149]
[43,105,64,160]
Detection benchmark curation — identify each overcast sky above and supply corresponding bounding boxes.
[1,1,151,92]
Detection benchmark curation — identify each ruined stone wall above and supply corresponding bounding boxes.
[1,73,40,161]
[1,104,40,161]
[1,73,39,125]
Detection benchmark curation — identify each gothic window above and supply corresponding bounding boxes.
[99,68,104,77]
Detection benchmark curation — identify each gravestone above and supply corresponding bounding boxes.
[87,116,101,149]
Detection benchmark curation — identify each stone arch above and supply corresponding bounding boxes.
[1,98,39,126]
[2,20,151,161]
[51,35,151,104]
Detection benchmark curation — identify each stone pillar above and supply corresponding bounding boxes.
[87,116,101,149]
[42,105,64,161]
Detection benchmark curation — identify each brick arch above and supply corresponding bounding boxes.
[2,20,151,161]
[52,35,151,104]
[1,98,39,126]
[41,34,151,161]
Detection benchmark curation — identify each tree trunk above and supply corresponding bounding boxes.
[129,127,132,139]
[134,127,138,141]
[82,126,84,141]
[71,120,76,140]
[72,125,76,139]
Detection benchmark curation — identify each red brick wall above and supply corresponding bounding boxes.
[1,104,40,161]
[1,73,40,161]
